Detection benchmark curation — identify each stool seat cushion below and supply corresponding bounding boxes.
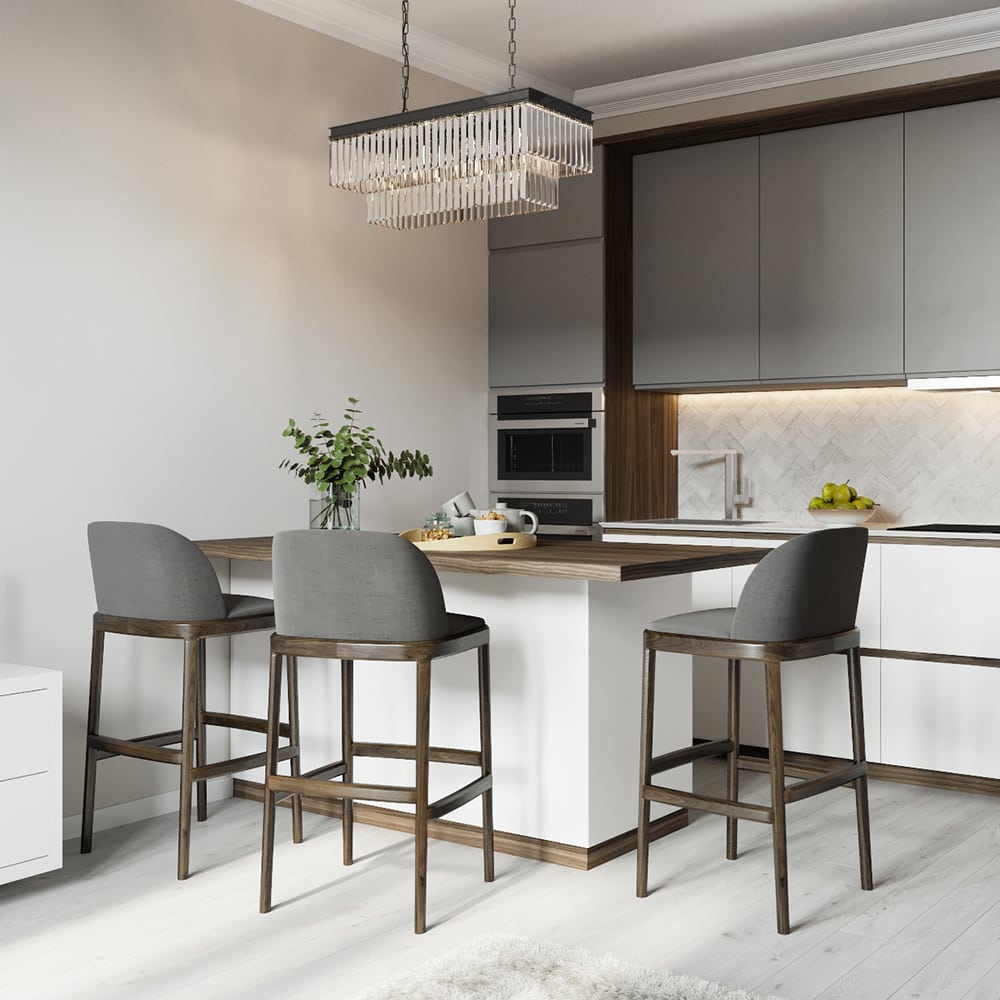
[648,607,736,639]
[224,594,275,619]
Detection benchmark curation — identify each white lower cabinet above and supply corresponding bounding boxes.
[606,531,1000,779]
[0,664,62,885]
[881,544,1000,777]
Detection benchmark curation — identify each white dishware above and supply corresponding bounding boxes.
[807,507,876,526]
[493,502,539,534]
[452,515,475,537]
[473,517,507,535]
[442,491,475,518]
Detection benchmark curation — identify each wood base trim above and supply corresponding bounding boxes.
[232,778,688,871]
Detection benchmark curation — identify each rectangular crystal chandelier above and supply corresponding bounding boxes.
[329,89,593,229]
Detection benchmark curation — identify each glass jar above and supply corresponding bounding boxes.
[420,512,455,541]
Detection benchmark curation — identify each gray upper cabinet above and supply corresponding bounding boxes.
[488,147,603,250]
[633,138,760,390]
[488,240,604,387]
[905,98,1000,376]
[759,115,904,384]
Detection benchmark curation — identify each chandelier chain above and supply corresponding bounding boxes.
[401,0,410,112]
[508,0,517,90]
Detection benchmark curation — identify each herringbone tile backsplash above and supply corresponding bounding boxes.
[676,386,1000,524]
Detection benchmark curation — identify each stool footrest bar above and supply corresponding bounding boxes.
[643,784,773,823]
[652,739,733,775]
[428,775,493,819]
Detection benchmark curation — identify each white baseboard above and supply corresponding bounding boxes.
[62,777,233,843]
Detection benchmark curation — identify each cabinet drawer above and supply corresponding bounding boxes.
[0,772,50,869]
[0,689,51,781]
[882,545,1000,659]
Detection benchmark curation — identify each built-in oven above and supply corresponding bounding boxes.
[488,493,604,538]
[489,386,604,495]
[489,385,604,538]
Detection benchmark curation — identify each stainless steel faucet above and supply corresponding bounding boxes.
[670,449,750,520]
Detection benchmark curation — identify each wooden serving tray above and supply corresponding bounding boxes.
[400,528,539,552]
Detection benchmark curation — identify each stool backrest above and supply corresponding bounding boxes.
[88,521,226,621]
[273,530,450,642]
[732,527,868,642]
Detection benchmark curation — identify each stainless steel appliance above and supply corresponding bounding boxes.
[489,385,604,537]
[489,493,603,538]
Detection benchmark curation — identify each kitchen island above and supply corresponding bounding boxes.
[197,537,767,868]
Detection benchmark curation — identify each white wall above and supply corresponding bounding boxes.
[0,0,488,819]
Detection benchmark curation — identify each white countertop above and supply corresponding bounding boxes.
[599,518,1000,544]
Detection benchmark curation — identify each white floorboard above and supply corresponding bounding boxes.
[3,763,1000,999]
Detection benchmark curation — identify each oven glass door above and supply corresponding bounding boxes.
[490,416,603,493]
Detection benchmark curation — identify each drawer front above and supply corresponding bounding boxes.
[0,772,50,869]
[0,689,51,781]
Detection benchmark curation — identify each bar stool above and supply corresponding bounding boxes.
[259,529,494,934]
[82,521,302,879]
[637,526,873,934]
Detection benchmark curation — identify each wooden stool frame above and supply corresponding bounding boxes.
[81,610,302,880]
[259,624,494,935]
[637,626,873,934]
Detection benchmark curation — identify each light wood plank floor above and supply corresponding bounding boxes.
[3,763,1000,999]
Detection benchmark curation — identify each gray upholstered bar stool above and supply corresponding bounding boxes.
[637,526,873,934]
[82,521,302,879]
[259,529,494,935]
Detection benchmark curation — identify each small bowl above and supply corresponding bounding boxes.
[473,517,507,535]
[807,507,877,526]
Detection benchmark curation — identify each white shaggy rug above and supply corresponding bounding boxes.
[350,934,784,1000]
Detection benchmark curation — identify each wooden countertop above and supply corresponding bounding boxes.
[195,536,769,583]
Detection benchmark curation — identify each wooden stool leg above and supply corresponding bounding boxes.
[80,626,105,854]
[726,657,742,861]
[478,643,495,883]
[847,646,874,890]
[636,642,656,898]
[764,657,790,934]
[195,639,208,823]
[177,638,199,880]
[286,655,303,845]
[414,658,431,934]
[341,659,354,867]
[260,649,284,914]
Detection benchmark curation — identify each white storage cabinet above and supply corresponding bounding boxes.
[1,663,63,884]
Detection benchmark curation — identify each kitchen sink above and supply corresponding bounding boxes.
[643,518,775,526]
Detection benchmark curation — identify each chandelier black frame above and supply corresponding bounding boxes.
[328,0,594,229]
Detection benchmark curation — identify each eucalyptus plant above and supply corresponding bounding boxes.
[280,398,433,528]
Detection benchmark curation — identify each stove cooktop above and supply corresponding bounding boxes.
[887,523,1000,533]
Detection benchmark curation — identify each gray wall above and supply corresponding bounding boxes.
[0,0,488,819]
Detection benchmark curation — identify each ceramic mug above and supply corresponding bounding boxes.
[492,503,539,535]
[451,515,475,537]
[442,490,475,518]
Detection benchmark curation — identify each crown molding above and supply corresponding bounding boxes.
[234,0,572,100]
[235,3,1000,121]
[577,9,1000,120]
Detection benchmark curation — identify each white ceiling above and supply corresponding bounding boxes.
[237,1,1000,115]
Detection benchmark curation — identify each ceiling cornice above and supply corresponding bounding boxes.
[234,0,572,100]
[577,9,1000,119]
[235,3,1000,120]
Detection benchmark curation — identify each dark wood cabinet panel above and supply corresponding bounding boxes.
[632,138,760,390]
[905,97,1000,376]
[759,116,904,384]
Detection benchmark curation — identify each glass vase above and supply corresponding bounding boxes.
[309,487,360,530]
